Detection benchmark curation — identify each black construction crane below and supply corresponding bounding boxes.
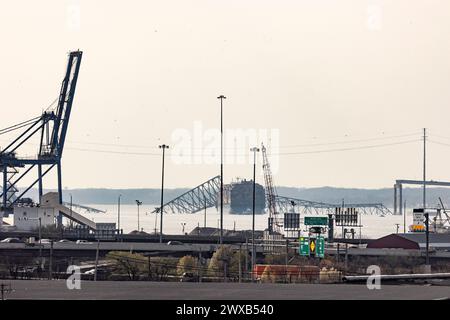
[0,51,83,225]
[261,143,281,234]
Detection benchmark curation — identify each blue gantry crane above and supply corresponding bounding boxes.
[0,51,82,225]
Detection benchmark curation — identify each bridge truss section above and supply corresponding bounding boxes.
[274,195,392,216]
[154,175,222,214]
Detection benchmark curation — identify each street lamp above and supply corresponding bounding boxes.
[217,95,226,244]
[154,207,159,235]
[425,212,430,265]
[159,144,169,243]
[28,217,42,261]
[250,146,260,282]
[135,200,142,231]
[69,194,73,228]
[118,194,122,237]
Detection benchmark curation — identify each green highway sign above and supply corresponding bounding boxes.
[304,216,328,226]
[316,236,325,258]
[298,236,325,258]
[299,237,310,256]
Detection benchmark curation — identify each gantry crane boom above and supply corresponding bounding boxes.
[0,51,82,218]
[261,143,281,233]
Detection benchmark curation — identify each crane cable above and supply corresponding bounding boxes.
[0,116,41,136]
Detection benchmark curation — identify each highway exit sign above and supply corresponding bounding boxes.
[299,236,325,258]
[299,237,310,256]
[304,216,328,226]
[316,236,325,258]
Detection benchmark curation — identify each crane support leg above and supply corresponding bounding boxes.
[2,166,6,212]
[57,161,63,227]
[38,164,43,203]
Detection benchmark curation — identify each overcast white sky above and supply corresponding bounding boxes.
[1,0,450,189]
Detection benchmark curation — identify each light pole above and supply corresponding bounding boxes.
[423,128,426,212]
[29,217,42,261]
[217,95,226,244]
[425,212,430,265]
[204,197,207,228]
[154,207,159,235]
[69,194,73,228]
[38,217,41,260]
[28,217,42,261]
[135,200,142,231]
[159,144,169,243]
[250,146,260,282]
[118,194,122,234]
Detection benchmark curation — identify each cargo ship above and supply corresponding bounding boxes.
[229,179,265,214]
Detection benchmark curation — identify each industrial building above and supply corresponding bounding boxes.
[14,204,56,231]
[367,233,450,251]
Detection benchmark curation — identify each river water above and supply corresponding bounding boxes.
[76,204,413,239]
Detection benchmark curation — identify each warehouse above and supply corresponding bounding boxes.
[367,233,450,251]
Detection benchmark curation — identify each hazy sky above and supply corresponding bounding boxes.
[1,0,450,189]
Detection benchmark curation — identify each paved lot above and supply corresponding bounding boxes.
[2,280,449,300]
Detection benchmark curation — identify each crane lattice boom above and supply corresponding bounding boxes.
[261,143,281,234]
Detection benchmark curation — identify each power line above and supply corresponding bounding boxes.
[67,131,421,151]
[66,147,160,156]
[428,140,450,148]
[278,132,420,148]
[273,139,420,155]
[66,139,420,157]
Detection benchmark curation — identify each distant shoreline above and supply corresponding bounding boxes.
[12,186,450,208]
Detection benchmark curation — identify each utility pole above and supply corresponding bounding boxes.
[117,194,121,234]
[250,147,260,282]
[344,243,348,275]
[238,245,242,283]
[154,207,158,235]
[135,200,142,231]
[69,194,73,229]
[148,256,151,280]
[159,144,169,243]
[204,197,207,228]
[38,217,42,262]
[425,212,430,265]
[198,250,202,283]
[245,238,249,274]
[217,95,226,244]
[341,199,345,239]
[48,240,53,280]
[285,239,289,283]
[423,128,429,268]
[337,243,340,264]
[94,240,100,281]
[403,200,406,233]
[423,128,427,211]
